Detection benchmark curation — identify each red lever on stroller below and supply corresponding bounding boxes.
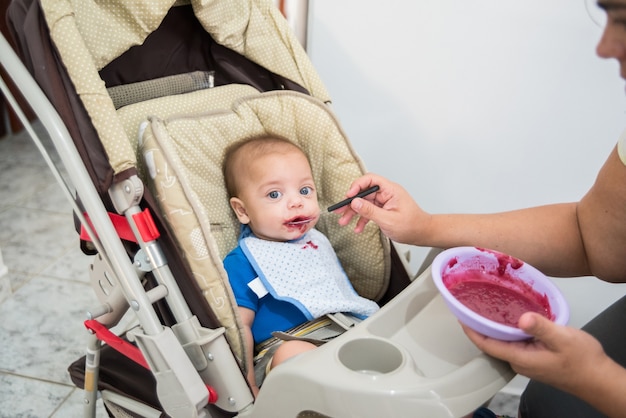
[80,209,161,243]
[84,319,219,404]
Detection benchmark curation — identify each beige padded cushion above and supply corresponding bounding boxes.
[117,84,260,168]
[139,91,391,364]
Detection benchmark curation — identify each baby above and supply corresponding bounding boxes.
[222,134,378,396]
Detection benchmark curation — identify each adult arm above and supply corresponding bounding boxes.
[338,146,626,281]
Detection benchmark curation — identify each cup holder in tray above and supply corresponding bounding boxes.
[338,338,404,376]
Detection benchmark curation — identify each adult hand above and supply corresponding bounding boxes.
[462,312,609,396]
[336,173,429,244]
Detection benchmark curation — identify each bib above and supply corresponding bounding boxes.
[240,229,379,320]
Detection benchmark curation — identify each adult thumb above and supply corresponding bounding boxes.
[518,312,553,341]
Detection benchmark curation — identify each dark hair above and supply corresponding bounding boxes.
[222,134,306,198]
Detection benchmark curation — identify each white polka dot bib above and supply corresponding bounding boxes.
[240,229,379,320]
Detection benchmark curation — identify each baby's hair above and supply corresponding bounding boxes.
[223,134,307,198]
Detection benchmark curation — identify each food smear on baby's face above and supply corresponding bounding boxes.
[443,255,553,328]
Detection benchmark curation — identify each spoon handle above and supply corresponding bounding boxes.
[327,185,380,212]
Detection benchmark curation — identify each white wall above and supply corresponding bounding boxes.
[307,0,626,394]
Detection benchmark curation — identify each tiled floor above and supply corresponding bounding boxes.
[0,121,520,417]
[0,122,107,417]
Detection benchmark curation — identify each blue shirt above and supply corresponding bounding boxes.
[223,245,308,343]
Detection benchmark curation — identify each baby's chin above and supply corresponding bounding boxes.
[253,227,311,242]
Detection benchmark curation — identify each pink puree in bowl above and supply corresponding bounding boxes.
[443,251,553,328]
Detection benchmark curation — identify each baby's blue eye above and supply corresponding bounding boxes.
[300,186,313,196]
[268,190,282,199]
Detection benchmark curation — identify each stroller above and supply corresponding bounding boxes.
[0,0,514,417]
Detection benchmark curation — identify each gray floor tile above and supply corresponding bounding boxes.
[0,205,75,249]
[0,275,98,384]
[20,181,74,215]
[40,246,93,284]
[0,274,11,304]
[0,269,30,296]
[0,206,76,286]
[50,388,107,418]
[486,391,520,416]
[0,158,55,209]
[0,372,73,418]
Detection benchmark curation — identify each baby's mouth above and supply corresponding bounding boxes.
[285,216,313,226]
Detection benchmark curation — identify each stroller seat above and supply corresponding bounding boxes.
[134,88,392,365]
[0,0,515,416]
[135,89,513,417]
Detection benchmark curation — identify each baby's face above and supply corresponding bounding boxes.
[230,149,321,241]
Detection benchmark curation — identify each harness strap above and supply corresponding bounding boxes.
[253,314,360,363]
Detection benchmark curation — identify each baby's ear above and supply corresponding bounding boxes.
[229,197,250,224]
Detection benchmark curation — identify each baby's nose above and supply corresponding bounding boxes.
[288,194,304,208]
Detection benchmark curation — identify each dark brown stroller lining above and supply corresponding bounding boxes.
[98,5,310,102]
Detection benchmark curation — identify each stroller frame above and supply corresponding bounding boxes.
[0,1,515,417]
[0,31,248,417]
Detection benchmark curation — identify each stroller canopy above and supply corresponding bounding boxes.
[38,0,330,176]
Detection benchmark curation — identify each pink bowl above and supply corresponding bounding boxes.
[431,247,569,341]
